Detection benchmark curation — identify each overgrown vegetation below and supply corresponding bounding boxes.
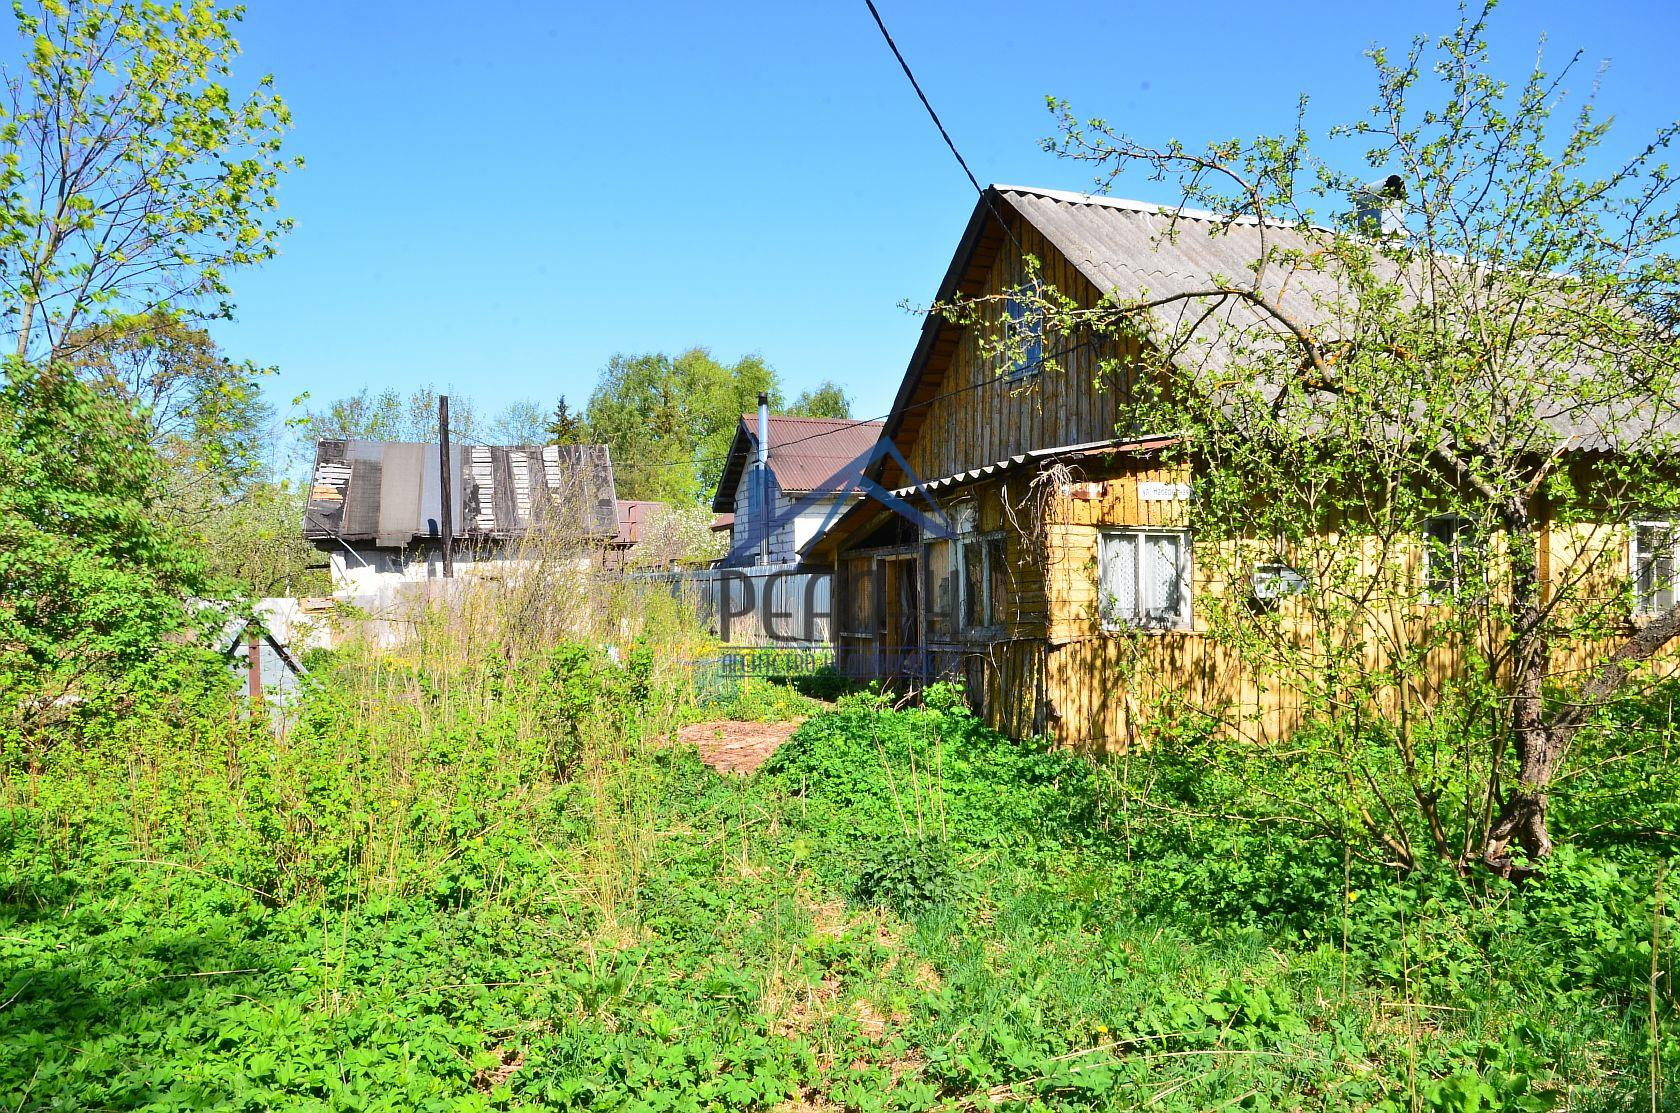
[0,3,1673,1110]
[3,612,1672,1109]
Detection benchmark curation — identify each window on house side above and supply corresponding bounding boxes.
[924,538,956,640]
[1633,519,1678,617]
[960,533,1008,630]
[1099,529,1191,630]
[1003,283,1043,382]
[1423,515,1483,602]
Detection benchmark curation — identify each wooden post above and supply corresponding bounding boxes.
[247,631,263,705]
[439,395,454,578]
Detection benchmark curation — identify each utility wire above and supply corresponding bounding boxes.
[862,0,1024,254]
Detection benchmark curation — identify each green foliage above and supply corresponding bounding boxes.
[66,312,274,514]
[0,363,211,739]
[0,0,298,360]
[853,835,958,914]
[786,379,852,419]
[586,347,778,504]
[546,394,588,445]
[1010,9,1680,871]
[297,384,483,444]
[4,646,1673,1109]
[194,478,329,597]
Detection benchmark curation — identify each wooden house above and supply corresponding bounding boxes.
[809,185,1680,749]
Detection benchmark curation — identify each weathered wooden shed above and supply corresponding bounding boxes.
[303,440,620,594]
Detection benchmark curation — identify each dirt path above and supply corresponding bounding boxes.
[672,719,805,775]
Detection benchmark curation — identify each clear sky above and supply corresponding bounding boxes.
[214,0,1680,430]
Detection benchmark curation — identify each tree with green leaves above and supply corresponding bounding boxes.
[196,478,327,598]
[974,8,1680,875]
[0,0,297,361]
[788,380,853,419]
[66,311,272,519]
[546,395,587,445]
[297,387,480,445]
[0,365,210,742]
[0,0,295,727]
[586,348,777,503]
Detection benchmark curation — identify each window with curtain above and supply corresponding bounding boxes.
[1633,518,1679,617]
[1099,529,1190,630]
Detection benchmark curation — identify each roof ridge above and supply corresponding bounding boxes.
[738,413,886,426]
[992,183,1321,231]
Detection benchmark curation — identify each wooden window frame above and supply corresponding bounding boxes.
[1002,280,1044,383]
[1631,517,1679,618]
[1099,528,1192,632]
[959,531,1008,635]
[1423,514,1485,604]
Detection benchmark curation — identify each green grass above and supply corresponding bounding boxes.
[0,650,1673,1111]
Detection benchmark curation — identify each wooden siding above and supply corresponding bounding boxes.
[833,205,1680,751]
[897,217,1138,483]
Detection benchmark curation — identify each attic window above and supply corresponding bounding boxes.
[1003,282,1044,382]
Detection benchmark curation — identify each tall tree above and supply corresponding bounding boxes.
[485,399,547,445]
[586,348,777,503]
[788,380,853,419]
[66,311,272,519]
[298,387,480,444]
[986,10,1680,874]
[546,395,587,445]
[0,365,209,740]
[0,1,294,724]
[0,1,296,362]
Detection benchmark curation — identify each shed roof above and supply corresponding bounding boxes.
[711,415,885,512]
[611,500,665,546]
[304,440,619,545]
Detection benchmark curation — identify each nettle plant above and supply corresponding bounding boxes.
[954,9,1680,878]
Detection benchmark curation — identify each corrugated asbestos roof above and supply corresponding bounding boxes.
[304,440,619,545]
[711,415,885,512]
[873,185,1680,474]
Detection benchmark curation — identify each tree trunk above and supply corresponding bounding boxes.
[1482,521,1680,876]
[1481,511,1555,876]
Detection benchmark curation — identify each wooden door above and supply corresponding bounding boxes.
[881,555,920,674]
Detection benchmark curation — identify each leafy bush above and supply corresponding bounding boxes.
[853,835,959,914]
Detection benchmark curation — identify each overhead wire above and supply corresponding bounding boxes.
[633,0,1102,481]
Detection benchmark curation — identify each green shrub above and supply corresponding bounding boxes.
[853,835,959,914]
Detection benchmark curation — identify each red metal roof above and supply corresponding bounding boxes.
[711,415,885,511]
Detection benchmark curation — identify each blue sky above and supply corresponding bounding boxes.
[215,1,1680,430]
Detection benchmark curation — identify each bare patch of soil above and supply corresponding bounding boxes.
[472,1047,524,1092]
[672,719,805,775]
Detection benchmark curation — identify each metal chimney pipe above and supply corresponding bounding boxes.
[757,391,770,566]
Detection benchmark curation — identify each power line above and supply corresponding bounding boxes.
[861,0,1024,254]
[863,0,982,197]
